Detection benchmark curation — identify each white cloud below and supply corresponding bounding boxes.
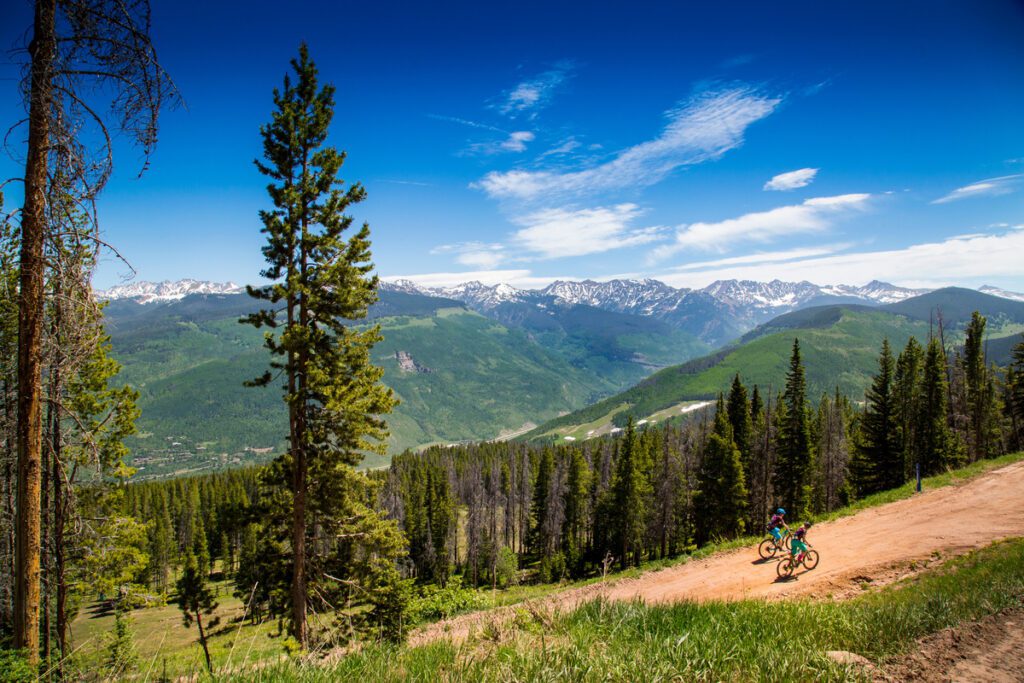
[653,193,871,259]
[381,270,572,290]
[655,228,1024,289]
[669,244,852,271]
[501,131,535,152]
[499,63,573,118]
[540,137,581,158]
[512,203,666,259]
[475,86,781,201]
[932,174,1023,204]
[431,242,507,269]
[764,167,818,191]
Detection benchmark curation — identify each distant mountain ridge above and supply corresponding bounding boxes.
[98,279,243,303]
[100,277,1024,346]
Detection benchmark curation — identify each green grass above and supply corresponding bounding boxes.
[211,537,1024,681]
[69,576,287,679]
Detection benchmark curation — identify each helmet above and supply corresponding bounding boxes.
[777,508,786,515]
[804,521,813,528]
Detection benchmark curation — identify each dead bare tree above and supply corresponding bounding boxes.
[9,0,177,662]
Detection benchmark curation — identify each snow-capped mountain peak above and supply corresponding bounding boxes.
[97,279,244,304]
[979,285,1024,303]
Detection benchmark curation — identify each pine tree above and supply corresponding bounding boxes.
[726,375,752,460]
[916,337,962,475]
[962,312,999,460]
[242,45,398,648]
[610,419,649,568]
[105,607,139,678]
[894,337,923,479]
[851,339,903,495]
[562,448,590,575]
[695,402,747,543]
[1006,336,1024,450]
[176,551,218,672]
[774,340,814,520]
[529,447,555,557]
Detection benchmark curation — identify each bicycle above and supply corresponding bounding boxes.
[777,546,819,578]
[758,527,792,559]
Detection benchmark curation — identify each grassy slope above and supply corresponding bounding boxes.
[216,537,1024,682]
[527,307,931,439]
[69,452,1024,680]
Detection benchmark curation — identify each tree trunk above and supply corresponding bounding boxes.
[15,0,56,663]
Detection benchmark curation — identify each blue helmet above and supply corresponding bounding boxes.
[777,508,786,515]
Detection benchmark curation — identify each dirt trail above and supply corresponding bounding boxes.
[412,461,1024,646]
[879,608,1024,682]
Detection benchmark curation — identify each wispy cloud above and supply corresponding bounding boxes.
[428,114,506,133]
[431,242,506,269]
[464,131,537,156]
[669,244,852,271]
[932,174,1023,204]
[652,193,871,260]
[475,86,781,201]
[512,203,666,259]
[655,227,1024,289]
[498,63,574,118]
[540,137,582,158]
[764,167,818,191]
[377,178,434,187]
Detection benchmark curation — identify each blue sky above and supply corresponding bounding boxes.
[2,0,1023,291]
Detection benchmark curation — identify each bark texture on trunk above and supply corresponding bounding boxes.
[14,0,56,663]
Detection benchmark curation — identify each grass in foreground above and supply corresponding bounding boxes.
[67,451,1024,679]
[217,537,1024,682]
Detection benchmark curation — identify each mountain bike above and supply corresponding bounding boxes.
[777,547,819,578]
[758,528,792,559]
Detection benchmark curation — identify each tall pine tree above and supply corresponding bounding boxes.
[774,339,813,520]
[243,45,399,648]
[851,339,903,495]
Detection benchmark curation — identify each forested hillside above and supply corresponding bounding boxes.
[528,291,1024,442]
[105,291,626,476]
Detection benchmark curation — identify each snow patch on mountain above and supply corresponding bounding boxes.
[97,279,244,303]
[979,285,1024,302]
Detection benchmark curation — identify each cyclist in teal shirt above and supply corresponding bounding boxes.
[791,521,812,557]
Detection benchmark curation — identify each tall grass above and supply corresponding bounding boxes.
[214,537,1024,682]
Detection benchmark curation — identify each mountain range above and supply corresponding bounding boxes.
[98,278,1024,477]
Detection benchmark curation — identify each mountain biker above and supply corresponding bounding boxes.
[767,508,789,545]
[790,521,812,558]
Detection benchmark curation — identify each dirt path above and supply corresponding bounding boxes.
[879,608,1024,682]
[412,460,1024,646]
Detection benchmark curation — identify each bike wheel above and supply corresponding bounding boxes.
[802,549,819,570]
[758,538,777,559]
[777,558,794,578]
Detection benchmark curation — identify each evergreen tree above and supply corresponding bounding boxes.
[962,312,999,460]
[242,45,399,647]
[851,339,903,495]
[105,607,139,678]
[726,374,753,472]
[176,551,218,672]
[774,340,814,520]
[916,337,962,475]
[561,448,590,575]
[529,447,555,557]
[1006,337,1024,450]
[610,419,649,568]
[894,337,923,479]
[694,403,747,543]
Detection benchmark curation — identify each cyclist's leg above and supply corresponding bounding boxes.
[771,527,781,542]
